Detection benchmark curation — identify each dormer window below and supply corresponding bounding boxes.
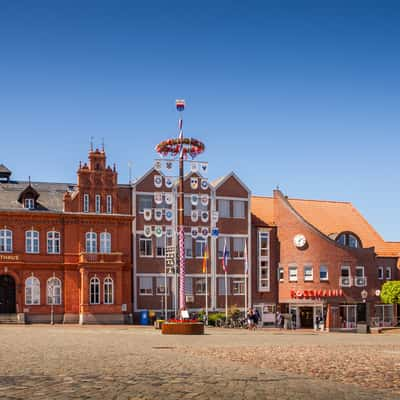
[18,183,39,210]
[336,232,361,248]
[25,198,35,209]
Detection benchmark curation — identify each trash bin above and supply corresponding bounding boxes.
[140,310,149,325]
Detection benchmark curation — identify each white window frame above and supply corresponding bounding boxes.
[47,231,60,254]
[103,277,114,304]
[304,265,313,281]
[233,237,245,259]
[24,198,35,209]
[218,237,231,259]
[195,278,207,295]
[386,267,392,280]
[156,235,165,258]
[185,277,193,295]
[156,277,169,295]
[0,229,12,253]
[138,195,153,214]
[195,237,207,259]
[288,266,298,282]
[106,195,112,214]
[185,235,193,258]
[25,276,40,305]
[47,277,62,305]
[139,236,153,257]
[340,266,351,287]
[378,266,383,280]
[232,200,245,219]
[319,265,329,281]
[218,199,230,218]
[100,231,111,253]
[218,277,230,295]
[95,194,101,213]
[139,276,153,295]
[90,276,100,304]
[26,230,40,254]
[232,279,245,295]
[278,266,284,281]
[83,193,89,213]
[85,231,97,253]
[258,231,270,291]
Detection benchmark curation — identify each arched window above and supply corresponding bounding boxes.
[336,233,361,248]
[26,230,40,253]
[90,277,100,304]
[47,277,62,305]
[25,276,40,305]
[0,229,12,253]
[100,232,111,253]
[104,277,114,304]
[85,231,97,253]
[47,231,61,254]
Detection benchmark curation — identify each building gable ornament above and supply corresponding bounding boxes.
[293,234,307,248]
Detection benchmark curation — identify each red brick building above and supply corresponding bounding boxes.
[0,149,132,324]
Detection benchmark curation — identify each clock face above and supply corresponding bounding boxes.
[294,234,307,248]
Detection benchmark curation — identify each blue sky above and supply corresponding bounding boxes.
[0,1,399,240]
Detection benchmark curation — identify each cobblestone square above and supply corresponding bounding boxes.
[0,325,399,400]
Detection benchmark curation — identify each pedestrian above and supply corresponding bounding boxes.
[247,308,254,330]
[276,311,281,328]
[291,312,296,330]
[254,308,261,328]
[315,315,320,331]
[279,314,284,330]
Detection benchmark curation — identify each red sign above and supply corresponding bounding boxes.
[290,289,344,299]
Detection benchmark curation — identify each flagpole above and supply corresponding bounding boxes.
[225,270,228,322]
[205,264,208,325]
[244,240,248,315]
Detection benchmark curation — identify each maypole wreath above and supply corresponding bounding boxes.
[155,137,205,158]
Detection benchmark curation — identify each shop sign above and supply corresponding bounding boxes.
[0,255,19,261]
[290,288,344,299]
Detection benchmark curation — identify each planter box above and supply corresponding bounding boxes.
[161,322,204,335]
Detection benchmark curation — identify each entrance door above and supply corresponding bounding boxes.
[300,307,314,328]
[0,275,16,313]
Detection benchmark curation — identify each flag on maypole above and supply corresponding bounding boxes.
[222,238,228,273]
[202,244,208,274]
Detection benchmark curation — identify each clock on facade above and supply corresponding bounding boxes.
[293,234,307,248]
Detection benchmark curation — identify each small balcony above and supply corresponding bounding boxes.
[79,252,123,264]
[355,276,367,287]
[339,276,352,287]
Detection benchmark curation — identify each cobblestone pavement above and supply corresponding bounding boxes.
[0,325,399,400]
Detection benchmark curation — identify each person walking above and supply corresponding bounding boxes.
[291,312,296,330]
[254,308,261,329]
[279,313,284,330]
[247,308,254,330]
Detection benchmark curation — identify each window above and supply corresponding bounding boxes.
[83,194,89,213]
[156,235,165,257]
[25,276,40,305]
[195,237,206,258]
[258,231,270,291]
[218,237,231,258]
[104,277,114,304]
[185,277,193,295]
[156,277,168,295]
[386,267,392,280]
[356,266,364,277]
[138,195,152,213]
[218,199,230,218]
[218,277,230,295]
[85,231,97,253]
[106,195,112,214]
[24,198,35,209]
[100,232,111,253]
[47,231,60,254]
[304,266,313,281]
[289,266,298,282]
[90,277,100,304]
[278,266,284,281]
[337,233,360,248]
[139,276,153,295]
[319,265,328,281]
[195,278,207,295]
[47,277,62,305]
[340,266,351,287]
[233,238,245,258]
[0,229,12,253]
[26,230,39,253]
[378,266,383,280]
[184,197,191,216]
[95,194,101,213]
[355,266,366,287]
[139,235,152,257]
[233,200,245,219]
[185,235,193,258]
[233,279,245,295]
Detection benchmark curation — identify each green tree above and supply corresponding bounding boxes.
[380,281,400,304]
